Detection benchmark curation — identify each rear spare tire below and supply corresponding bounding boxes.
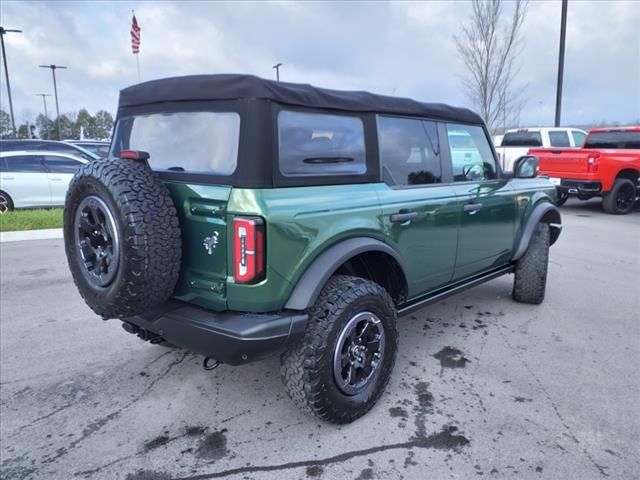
[64,158,181,319]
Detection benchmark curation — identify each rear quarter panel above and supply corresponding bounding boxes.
[226,184,384,312]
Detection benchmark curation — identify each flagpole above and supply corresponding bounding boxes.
[136,54,140,82]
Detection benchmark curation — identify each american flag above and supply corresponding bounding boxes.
[131,13,140,54]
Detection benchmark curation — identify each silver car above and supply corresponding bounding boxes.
[0,151,88,213]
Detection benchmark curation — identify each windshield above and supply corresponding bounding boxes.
[584,131,640,149]
[501,131,543,147]
[110,111,240,174]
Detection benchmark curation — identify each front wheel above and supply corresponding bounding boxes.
[280,275,398,424]
[602,178,637,215]
[513,222,550,305]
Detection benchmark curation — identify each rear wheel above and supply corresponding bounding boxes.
[0,190,14,214]
[602,178,636,215]
[280,275,398,423]
[513,222,550,305]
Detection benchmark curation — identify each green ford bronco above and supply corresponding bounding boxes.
[64,74,561,423]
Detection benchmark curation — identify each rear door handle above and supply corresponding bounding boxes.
[463,203,482,215]
[390,212,418,224]
[50,178,63,181]
[3,176,15,180]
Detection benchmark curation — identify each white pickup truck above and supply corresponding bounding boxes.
[495,127,587,172]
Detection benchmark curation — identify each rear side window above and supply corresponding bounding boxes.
[501,131,543,147]
[571,131,586,147]
[278,111,366,176]
[548,131,571,147]
[584,131,640,149]
[378,116,441,186]
[4,156,47,173]
[43,156,84,173]
[111,111,241,174]
[446,124,497,182]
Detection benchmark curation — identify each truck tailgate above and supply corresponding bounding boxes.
[530,148,591,175]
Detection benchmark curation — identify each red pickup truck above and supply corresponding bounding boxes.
[530,127,640,214]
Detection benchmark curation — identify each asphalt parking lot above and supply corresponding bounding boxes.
[1,198,638,480]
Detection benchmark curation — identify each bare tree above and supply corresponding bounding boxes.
[455,0,528,131]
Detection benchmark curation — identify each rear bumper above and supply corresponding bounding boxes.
[122,301,307,365]
[555,179,602,195]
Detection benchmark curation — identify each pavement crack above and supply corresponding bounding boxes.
[41,352,189,466]
[170,425,469,480]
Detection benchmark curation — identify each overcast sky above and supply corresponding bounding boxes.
[2,0,639,128]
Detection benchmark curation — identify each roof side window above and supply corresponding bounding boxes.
[378,116,441,186]
[548,130,571,147]
[278,111,366,177]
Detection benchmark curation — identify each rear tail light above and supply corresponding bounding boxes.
[233,217,265,284]
[587,154,600,173]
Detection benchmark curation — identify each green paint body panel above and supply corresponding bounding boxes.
[161,177,557,314]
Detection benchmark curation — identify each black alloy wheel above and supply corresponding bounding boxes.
[333,311,386,395]
[74,195,121,287]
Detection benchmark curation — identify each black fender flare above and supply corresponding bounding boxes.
[284,237,407,310]
[513,202,562,261]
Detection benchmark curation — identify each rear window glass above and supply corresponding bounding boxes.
[501,131,543,147]
[584,131,640,149]
[111,112,240,174]
[278,111,366,177]
[548,131,571,147]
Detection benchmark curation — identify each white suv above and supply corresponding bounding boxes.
[0,151,88,213]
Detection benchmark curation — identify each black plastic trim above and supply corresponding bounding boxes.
[512,202,561,261]
[284,237,407,310]
[122,301,308,365]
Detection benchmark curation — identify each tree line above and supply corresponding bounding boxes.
[0,108,114,141]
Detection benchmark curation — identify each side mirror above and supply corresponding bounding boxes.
[514,155,539,179]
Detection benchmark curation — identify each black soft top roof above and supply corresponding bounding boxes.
[119,74,483,124]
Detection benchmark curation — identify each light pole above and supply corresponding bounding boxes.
[39,64,67,140]
[554,0,568,127]
[0,27,22,137]
[36,93,51,139]
[272,63,283,82]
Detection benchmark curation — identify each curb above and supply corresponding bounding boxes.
[0,228,64,243]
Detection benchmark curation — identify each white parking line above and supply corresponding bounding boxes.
[0,228,63,243]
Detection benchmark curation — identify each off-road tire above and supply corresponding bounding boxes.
[513,222,550,305]
[64,159,181,319]
[280,275,398,424]
[602,178,636,215]
[0,190,14,214]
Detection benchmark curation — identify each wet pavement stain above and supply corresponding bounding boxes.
[424,425,470,450]
[433,346,470,369]
[186,425,207,436]
[124,470,172,480]
[355,467,374,479]
[143,435,170,451]
[389,406,409,418]
[305,464,323,477]
[196,429,229,461]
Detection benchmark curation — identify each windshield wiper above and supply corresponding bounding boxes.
[303,156,354,164]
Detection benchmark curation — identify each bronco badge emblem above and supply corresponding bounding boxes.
[203,231,219,255]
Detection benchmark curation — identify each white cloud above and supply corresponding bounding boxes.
[1,0,638,129]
